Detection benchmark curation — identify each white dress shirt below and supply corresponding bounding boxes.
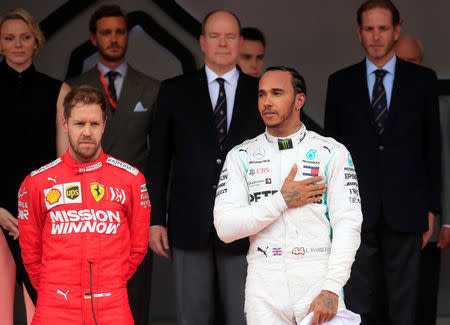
[97,61,128,99]
[205,65,239,130]
[366,55,396,109]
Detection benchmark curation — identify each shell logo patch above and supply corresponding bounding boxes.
[90,183,105,202]
[46,188,62,204]
[44,184,64,209]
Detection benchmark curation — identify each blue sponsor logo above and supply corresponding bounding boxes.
[306,149,317,160]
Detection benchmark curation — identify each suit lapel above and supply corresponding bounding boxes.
[355,60,375,129]
[197,67,217,141]
[116,66,141,112]
[226,71,244,144]
[86,67,105,94]
[384,59,401,132]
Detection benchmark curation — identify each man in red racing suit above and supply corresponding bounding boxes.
[17,85,150,324]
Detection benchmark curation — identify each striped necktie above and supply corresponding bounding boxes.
[214,78,227,143]
[372,69,388,134]
[106,71,119,104]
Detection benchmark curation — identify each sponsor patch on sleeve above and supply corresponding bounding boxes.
[216,169,229,198]
[17,185,30,221]
[106,157,139,175]
[343,162,360,204]
[31,158,62,177]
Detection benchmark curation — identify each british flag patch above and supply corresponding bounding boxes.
[272,248,283,256]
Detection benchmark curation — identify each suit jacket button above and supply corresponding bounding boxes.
[378,145,384,151]
[212,185,217,190]
[216,159,222,165]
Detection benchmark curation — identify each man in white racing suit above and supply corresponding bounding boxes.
[214,67,362,325]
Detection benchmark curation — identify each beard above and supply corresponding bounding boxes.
[68,136,102,163]
[364,39,396,63]
[262,101,297,129]
[98,43,127,62]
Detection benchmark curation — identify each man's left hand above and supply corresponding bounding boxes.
[307,290,338,324]
[422,212,435,249]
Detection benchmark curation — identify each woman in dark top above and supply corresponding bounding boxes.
[0,8,70,320]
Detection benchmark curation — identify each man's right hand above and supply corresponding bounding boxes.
[149,225,170,258]
[280,164,326,209]
[0,207,19,240]
[437,227,450,249]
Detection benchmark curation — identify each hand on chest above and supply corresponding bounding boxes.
[245,144,330,198]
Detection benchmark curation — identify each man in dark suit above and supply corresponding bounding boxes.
[394,33,450,325]
[148,10,264,325]
[324,1,441,324]
[65,5,160,325]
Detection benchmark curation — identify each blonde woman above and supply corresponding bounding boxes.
[0,8,70,324]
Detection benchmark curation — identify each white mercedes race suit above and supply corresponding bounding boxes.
[214,125,362,324]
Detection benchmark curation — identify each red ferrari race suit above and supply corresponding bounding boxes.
[18,150,150,325]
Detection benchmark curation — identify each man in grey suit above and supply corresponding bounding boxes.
[64,5,159,325]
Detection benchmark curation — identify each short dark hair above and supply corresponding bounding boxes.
[265,66,307,97]
[89,4,130,34]
[63,86,107,121]
[357,0,401,26]
[241,27,265,48]
[201,10,241,36]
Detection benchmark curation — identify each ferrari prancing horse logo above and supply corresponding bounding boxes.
[90,183,105,202]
